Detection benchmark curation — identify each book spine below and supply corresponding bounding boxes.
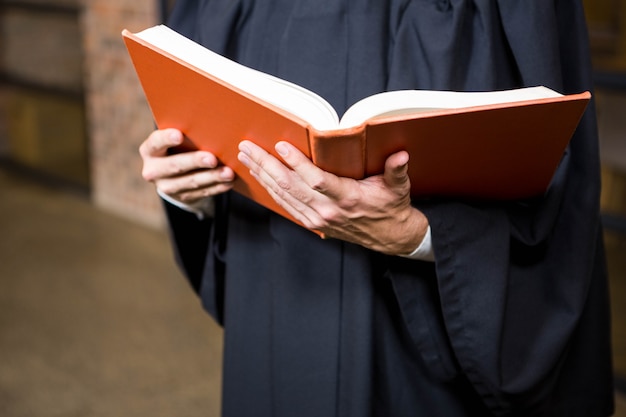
[308,127,366,179]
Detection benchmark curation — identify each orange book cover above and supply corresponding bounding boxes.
[122,25,591,227]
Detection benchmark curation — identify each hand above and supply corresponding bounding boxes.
[237,140,428,255]
[139,128,235,204]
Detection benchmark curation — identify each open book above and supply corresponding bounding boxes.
[123,25,591,226]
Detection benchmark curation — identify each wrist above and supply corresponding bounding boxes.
[386,207,430,257]
[398,225,435,261]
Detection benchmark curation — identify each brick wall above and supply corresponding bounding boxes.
[81,0,164,228]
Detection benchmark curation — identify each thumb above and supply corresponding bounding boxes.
[383,151,411,191]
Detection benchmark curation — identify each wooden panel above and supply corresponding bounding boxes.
[584,0,626,72]
[6,88,89,186]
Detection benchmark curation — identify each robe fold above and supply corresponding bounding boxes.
[162,1,614,415]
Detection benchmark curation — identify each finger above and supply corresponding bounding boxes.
[139,128,183,158]
[142,150,221,182]
[274,141,322,184]
[238,141,289,183]
[240,141,322,205]
[254,170,323,228]
[238,141,303,201]
[239,141,325,224]
[274,141,347,200]
[383,151,411,191]
[157,166,235,203]
[164,181,235,205]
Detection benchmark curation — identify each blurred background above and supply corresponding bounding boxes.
[0,0,625,416]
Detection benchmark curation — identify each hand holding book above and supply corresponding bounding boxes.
[139,126,431,255]
[237,139,429,254]
[139,128,235,206]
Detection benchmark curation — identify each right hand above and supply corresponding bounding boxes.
[139,128,235,204]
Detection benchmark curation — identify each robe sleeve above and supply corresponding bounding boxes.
[162,196,229,325]
[388,1,611,414]
[162,200,212,294]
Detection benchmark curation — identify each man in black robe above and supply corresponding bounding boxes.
[139,0,615,416]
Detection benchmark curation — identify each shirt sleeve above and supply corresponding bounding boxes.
[157,188,215,220]
[398,225,435,262]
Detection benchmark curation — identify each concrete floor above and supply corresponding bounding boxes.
[0,164,625,416]
[0,167,223,417]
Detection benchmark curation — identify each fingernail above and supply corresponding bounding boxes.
[220,167,234,180]
[202,156,215,168]
[169,130,182,143]
[238,152,250,167]
[276,142,289,157]
[239,142,251,155]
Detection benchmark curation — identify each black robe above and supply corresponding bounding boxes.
[163,1,614,416]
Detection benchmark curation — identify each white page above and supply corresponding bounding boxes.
[136,25,340,130]
[339,87,563,128]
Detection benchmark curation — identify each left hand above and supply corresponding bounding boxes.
[237,140,429,255]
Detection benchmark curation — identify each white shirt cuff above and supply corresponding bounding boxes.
[398,225,435,262]
[157,188,214,220]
